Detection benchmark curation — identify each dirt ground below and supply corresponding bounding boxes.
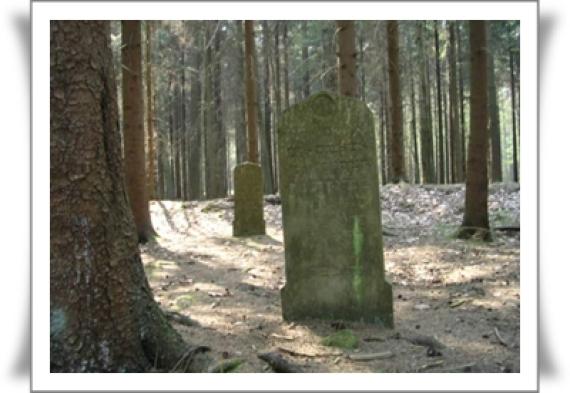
[141,183,520,373]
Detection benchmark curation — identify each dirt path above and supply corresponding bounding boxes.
[141,184,520,373]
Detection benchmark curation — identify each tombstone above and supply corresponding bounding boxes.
[233,162,266,237]
[278,92,393,327]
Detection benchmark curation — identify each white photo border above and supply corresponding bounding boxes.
[33,1,538,391]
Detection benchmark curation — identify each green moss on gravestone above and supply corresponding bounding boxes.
[321,329,359,349]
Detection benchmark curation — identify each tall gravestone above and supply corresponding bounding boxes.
[233,162,266,237]
[278,92,393,327]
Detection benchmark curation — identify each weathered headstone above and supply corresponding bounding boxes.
[278,92,393,327]
[233,162,266,237]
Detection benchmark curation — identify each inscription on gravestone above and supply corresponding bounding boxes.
[278,92,393,327]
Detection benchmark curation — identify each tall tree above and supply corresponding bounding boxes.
[417,21,436,183]
[456,22,468,176]
[487,23,502,182]
[145,21,156,200]
[336,21,358,97]
[261,20,276,194]
[204,22,227,199]
[434,21,445,183]
[50,20,209,372]
[245,20,260,164]
[188,23,203,200]
[448,21,464,183]
[282,22,290,109]
[122,21,155,242]
[458,21,490,240]
[234,20,248,165]
[387,21,406,183]
[510,49,519,183]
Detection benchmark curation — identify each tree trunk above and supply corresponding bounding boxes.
[244,21,260,164]
[458,20,490,239]
[411,76,420,184]
[261,20,275,194]
[387,21,405,183]
[417,22,436,183]
[235,20,248,165]
[448,21,464,183]
[282,22,290,109]
[145,21,156,200]
[336,21,358,97]
[359,32,366,101]
[121,21,155,242]
[321,24,337,93]
[50,20,209,372]
[510,50,519,183]
[188,23,203,200]
[487,24,502,183]
[301,21,311,99]
[456,22,467,178]
[434,21,445,184]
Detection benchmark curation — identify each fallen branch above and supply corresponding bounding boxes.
[493,225,520,232]
[258,351,303,373]
[347,351,394,361]
[270,333,295,341]
[277,346,342,357]
[416,360,444,372]
[438,362,476,373]
[494,327,509,347]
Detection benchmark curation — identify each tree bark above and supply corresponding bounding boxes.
[50,20,209,372]
[301,21,311,99]
[434,21,445,184]
[510,50,519,183]
[234,21,248,165]
[458,20,490,239]
[417,21,436,183]
[456,22,467,178]
[336,21,358,97]
[188,22,203,200]
[244,21,260,164]
[387,21,406,183]
[145,21,156,200]
[282,22,290,109]
[261,20,275,194]
[121,21,155,242]
[448,21,464,183]
[487,23,502,183]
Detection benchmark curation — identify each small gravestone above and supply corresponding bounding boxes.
[233,162,266,237]
[278,92,393,327]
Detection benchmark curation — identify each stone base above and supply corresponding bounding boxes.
[281,278,393,328]
[232,162,266,237]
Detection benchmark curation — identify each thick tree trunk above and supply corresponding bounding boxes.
[188,23,203,200]
[458,21,490,240]
[510,50,519,183]
[50,20,209,372]
[434,22,445,184]
[387,21,405,183]
[121,21,155,242]
[487,25,502,183]
[359,32,366,101]
[336,21,358,97]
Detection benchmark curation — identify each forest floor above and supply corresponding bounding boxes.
[141,183,520,373]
